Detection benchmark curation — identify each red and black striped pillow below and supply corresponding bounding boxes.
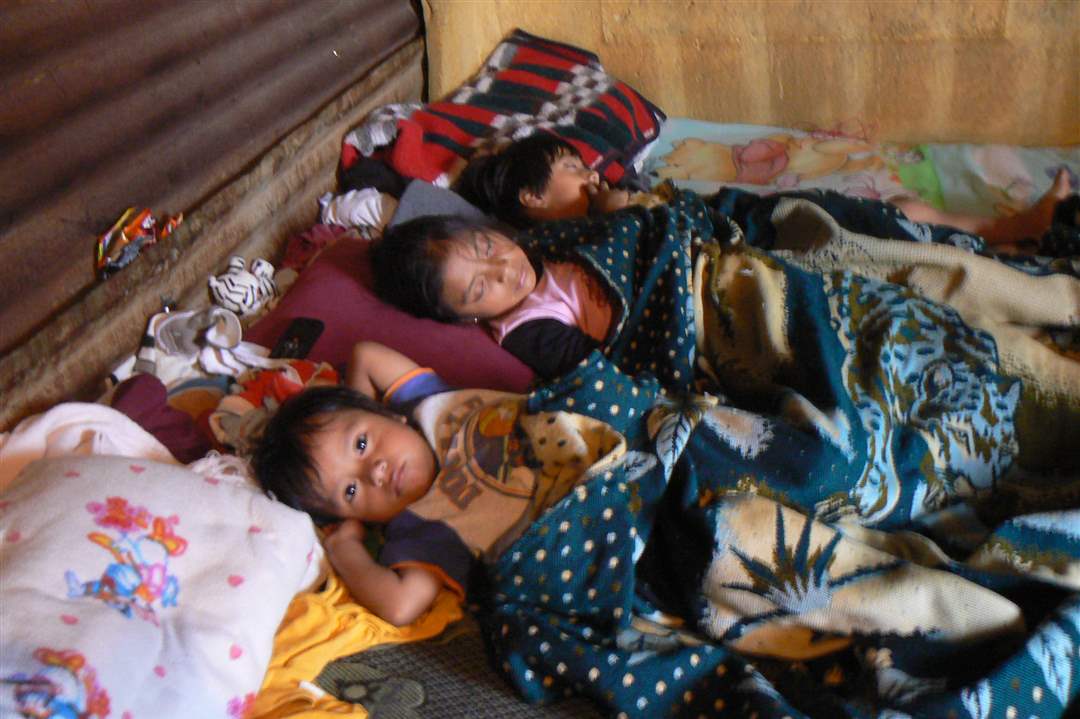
[344,29,666,187]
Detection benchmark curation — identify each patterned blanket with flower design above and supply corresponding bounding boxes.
[480,192,1080,717]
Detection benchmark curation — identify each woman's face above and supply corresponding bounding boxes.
[438,229,538,321]
[521,151,600,221]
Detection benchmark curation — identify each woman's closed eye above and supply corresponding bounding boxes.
[470,277,486,303]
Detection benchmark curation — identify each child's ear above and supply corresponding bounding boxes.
[519,188,546,208]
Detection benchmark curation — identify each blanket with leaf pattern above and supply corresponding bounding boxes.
[481,191,1080,717]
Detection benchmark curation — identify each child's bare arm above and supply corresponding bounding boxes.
[323,519,441,626]
[347,341,422,399]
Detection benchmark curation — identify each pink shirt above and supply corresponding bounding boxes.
[487,261,613,345]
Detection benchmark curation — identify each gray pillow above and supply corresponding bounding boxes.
[388,180,488,227]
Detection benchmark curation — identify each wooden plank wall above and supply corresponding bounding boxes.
[423,0,1078,146]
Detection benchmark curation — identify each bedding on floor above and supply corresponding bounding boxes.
[644,117,1080,246]
[3,25,1079,719]
[480,191,1080,718]
[227,33,1080,719]
[286,115,1077,719]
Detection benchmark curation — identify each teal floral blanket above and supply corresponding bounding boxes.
[486,192,1080,717]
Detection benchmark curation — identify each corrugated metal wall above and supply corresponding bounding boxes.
[0,0,420,355]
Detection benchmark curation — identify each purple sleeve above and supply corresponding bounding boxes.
[384,369,457,417]
[381,510,474,596]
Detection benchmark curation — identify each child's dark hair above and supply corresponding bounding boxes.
[372,214,524,322]
[251,385,401,523]
[455,134,581,227]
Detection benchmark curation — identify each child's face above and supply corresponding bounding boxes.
[307,408,437,523]
[438,228,538,320]
[521,151,599,221]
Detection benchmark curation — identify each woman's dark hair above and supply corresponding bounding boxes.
[455,134,581,227]
[372,214,520,322]
[251,385,400,523]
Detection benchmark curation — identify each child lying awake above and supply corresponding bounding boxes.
[251,341,624,625]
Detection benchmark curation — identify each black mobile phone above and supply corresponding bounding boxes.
[269,317,325,359]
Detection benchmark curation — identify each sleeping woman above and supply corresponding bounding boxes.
[373,183,1080,475]
[370,183,1080,717]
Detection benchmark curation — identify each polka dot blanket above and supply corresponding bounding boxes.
[469,191,1080,716]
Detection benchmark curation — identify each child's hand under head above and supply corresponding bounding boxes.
[320,511,441,626]
[322,517,365,554]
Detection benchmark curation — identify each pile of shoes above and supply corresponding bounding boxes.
[135,308,287,384]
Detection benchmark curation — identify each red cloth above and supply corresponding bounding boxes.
[280,223,352,272]
[232,360,339,408]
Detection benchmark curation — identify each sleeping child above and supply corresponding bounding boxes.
[454,133,643,225]
[372,194,1080,389]
[372,213,612,379]
[455,133,1073,247]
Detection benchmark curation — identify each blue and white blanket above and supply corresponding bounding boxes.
[481,191,1080,717]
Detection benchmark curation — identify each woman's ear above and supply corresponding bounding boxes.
[519,188,546,208]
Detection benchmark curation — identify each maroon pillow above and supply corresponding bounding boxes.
[245,234,535,392]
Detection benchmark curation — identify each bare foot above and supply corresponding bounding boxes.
[984,167,1073,244]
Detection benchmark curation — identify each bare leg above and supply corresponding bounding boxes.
[892,168,1073,246]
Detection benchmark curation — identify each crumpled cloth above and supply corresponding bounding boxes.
[251,570,463,719]
[340,103,422,160]
[0,402,265,492]
[208,361,339,455]
[0,403,177,492]
[319,188,398,231]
